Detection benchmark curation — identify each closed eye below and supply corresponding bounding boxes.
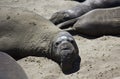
[68,38,74,43]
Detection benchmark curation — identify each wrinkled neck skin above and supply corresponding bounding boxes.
[18,27,61,58]
[16,19,62,59]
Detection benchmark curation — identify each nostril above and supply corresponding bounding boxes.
[69,40,74,43]
[62,47,69,50]
[60,43,69,50]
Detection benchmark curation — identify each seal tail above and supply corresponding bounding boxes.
[57,18,79,29]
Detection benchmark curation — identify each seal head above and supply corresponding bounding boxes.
[51,32,80,74]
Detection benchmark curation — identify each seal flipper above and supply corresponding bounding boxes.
[57,18,78,29]
[0,52,28,79]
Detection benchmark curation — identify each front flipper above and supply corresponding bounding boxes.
[50,11,76,25]
[57,18,78,29]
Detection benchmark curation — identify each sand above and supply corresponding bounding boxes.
[0,0,120,79]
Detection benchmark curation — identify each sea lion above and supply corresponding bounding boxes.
[58,7,120,36]
[0,6,80,73]
[0,52,28,79]
[50,0,120,25]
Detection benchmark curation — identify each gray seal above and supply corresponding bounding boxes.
[0,52,28,79]
[58,7,120,36]
[50,0,120,25]
[0,6,80,73]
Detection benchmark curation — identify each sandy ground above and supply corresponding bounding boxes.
[0,0,120,79]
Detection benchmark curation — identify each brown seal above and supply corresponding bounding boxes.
[0,6,80,73]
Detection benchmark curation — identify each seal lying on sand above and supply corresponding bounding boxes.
[57,7,120,36]
[0,52,28,79]
[50,0,120,25]
[0,6,80,73]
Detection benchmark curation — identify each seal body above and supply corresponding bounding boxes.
[0,52,28,79]
[73,7,120,36]
[50,0,120,25]
[0,6,80,73]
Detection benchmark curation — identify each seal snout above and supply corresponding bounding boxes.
[59,40,75,60]
[60,41,74,50]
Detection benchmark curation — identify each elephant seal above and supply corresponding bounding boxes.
[0,52,28,79]
[50,0,120,25]
[58,7,120,36]
[51,32,80,73]
[0,6,80,73]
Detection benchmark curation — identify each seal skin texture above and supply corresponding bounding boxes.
[0,52,28,79]
[73,7,120,36]
[50,0,120,25]
[0,6,80,73]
